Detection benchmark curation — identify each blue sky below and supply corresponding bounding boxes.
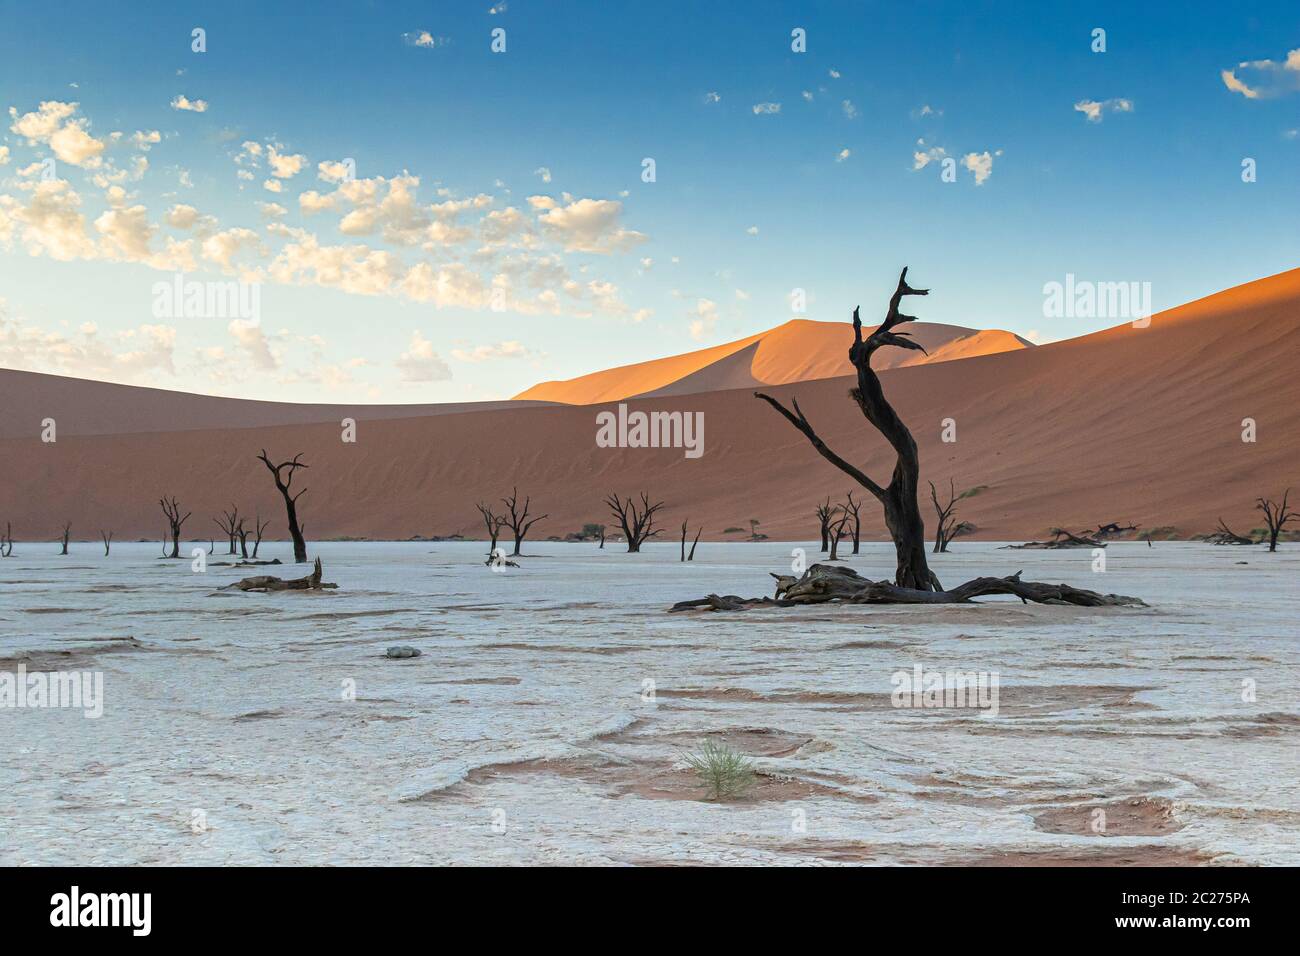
[1,0,1297,402]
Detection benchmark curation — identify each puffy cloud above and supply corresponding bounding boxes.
[267,145,306,179]
[403,30,450,49]
[8,100,105,168]
[0,146,8,165]
[961,150,998,185]
[317,159,353,183]
[1073,97,1133,122]
[170,94,209,112]
[395,330,451,381]
[913,141,947,169]
[201,227,263,268]
[0,301,177,380]
[262,178,283,193]
[228,318,277,370]
[256,201,287,218]
[836,148,851,162]
[842,99,859,119]
[132,130,161,150]
[1221,48,1300,99]
[0,179,97,260]
[534,166,552,183]
[752,102,781,114]
[536,198,646,254]
[165,203,200,229]
[703,91,721,104]
[94,204,155,260]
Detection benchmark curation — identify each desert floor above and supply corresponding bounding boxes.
[2,540,1296,865]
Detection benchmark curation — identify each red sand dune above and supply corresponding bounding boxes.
[514,318,1033,404]
[1,270,1297,545]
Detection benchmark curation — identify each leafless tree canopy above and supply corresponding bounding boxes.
[606,492,664,553]
[680,519,703,561]
[500,487,547,556]
[842,491,862,554]
[757,268,940,590]
[258,451,309,563]
[214,505,240,554]
[1257,490,1296,552]
[159,496,191,559]
[476,502,509,556]
[815,497,834,552]
[59,521,71,555]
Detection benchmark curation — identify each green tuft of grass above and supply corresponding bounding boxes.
[684,739,757,801]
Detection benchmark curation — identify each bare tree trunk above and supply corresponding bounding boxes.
[1257,490,1295,552]
[929,479,959,553]
[59,521,71,555]
[253,514,270,557]
[501,487,547,557]
[100,530,112,556]
[159,496,191,559]
[214,506,240,554]
[606,493,664,553]
[258,451,309,562]
[757,269,940,591]
[815,498,832,552]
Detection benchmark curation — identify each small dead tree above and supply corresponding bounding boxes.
[843,492,862,554]
[258,451,309,563]
[680,520,703,561]
[2,522,14,557]
[59,521,71,555]
[159,496,191,559]
[827,507,853,561]
[1208,518,1254,545]
[100,530,113,556]
[475,502,508,556]
[815,498,834,552]
[929,480,959,553]
[500,487,547,557]
[253,514,271,557]
[213,505,240,554]
[1257,490,1296,552]
[236,518,251,559]
[606,493,664,553]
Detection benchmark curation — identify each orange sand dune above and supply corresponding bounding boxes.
[1,270,1297,544]
[515,319,1033,404]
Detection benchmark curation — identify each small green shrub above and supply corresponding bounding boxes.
[684,740,756,801]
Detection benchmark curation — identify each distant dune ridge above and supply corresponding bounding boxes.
[1,270,1297,543]
[513,318,1034,404]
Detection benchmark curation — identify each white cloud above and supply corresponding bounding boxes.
[267,145,306,179]
[703,91,721,104]
[263,178,283,193]
[170,94,209,113]
[1221,48,1300,99]
[536,198,646,254]
[533,166,552,183]
[256,201,287,219]
[836,148,851,162]
[752,102,781,115]
[0,300,177,381]
[961,150,998,185]
[913,141,947,169]
[1073,98,1133,123]
[842,99,859,119]
[403,31,450,49]
[8,100,105,168]
[395,330,451,381]
[687,298,719,341]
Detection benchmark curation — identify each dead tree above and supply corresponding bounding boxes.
[606,493,664,552]
[476,502,508,556]
[1006,528,1105,550]
[598,524,606,549]
[1086,522,1139,540]
[929,480,966,553]
[236,519,250,559]
[213,506,240,554]
[827,507,852,561]
[159,496,191,559]
[58,521,71,555]
[2,522,14,557]
[843,492,862,554]
[684,267,1150,610]
[680,520,703,561]
[100,530,112,556]
[253,514,271,557]
[220,557,337,592]
[1207,518,1253,545]
[1257,490,1296,552]
[258,451,309,563]
[500,487,547,557]
[815,498,834,552]
[758,269,940,589]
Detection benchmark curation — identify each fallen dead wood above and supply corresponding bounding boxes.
[1206,518,1254,546]
[219,557,337,592]
[1004,528,1105,550]
[670,563,1145,611]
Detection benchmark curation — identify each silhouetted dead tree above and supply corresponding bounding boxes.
[236,518,250,559]
[100,530,113,556]
[680,520,703,561]
[258,451,309,563]
[475,502,508,556]
[501,487,547,557]
[1086,522,1139,540]
[815,498,833,552]
[929,480,979,553]
[58,521,71,555]
[1257,490,1296,552]
[214,505,240,554]
[2,522,14,557]
[678,267,1147,610]
[1006,528,1104,550]
[253,514,270,557]
[159,496,191,559]
[827,507,852,561]
[843,491,862,554]
[758,269,940,590]
[606,493,663,553]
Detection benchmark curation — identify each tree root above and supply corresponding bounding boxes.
[670,563,1145,612]
[220,557,337,592]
